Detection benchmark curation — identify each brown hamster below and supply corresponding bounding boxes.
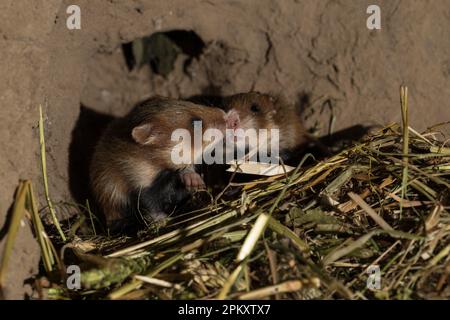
[222,92,309,163]
[89,96,236,233]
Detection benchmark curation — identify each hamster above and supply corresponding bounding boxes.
[89,96,237,233]
[222,92,309,164]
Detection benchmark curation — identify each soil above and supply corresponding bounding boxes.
[1,0,449,299]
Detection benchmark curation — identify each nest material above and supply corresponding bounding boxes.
[2,100,449,300]
[40,121,450,299]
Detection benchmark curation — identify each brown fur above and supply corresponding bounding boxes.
[223,92,308,157]
[90,96,228,227]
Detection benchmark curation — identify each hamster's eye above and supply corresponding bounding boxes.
[250,103,260,113]
[191,117,202,127]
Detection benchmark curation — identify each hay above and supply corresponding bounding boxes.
[5,88,449,300]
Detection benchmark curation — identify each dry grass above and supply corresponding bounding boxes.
[2,89,449,300]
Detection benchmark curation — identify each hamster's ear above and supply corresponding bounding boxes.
[225,109,240,130]
[132,123,156,145]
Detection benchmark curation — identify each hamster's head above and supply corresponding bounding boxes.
[223,92,308,161]
[224,92,285,132]
[130,102,238,166]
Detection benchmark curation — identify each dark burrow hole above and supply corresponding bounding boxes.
[122,30,205,76]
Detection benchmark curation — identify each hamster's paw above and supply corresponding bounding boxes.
[181,171,206,191]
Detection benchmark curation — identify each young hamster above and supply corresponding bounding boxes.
[222,92,309,163]
[89,96,237,233]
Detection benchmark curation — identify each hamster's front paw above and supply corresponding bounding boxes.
[180,171,206,191]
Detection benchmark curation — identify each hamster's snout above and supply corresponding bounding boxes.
[224,109,241,130]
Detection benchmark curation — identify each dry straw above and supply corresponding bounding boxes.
[2,88,449,300]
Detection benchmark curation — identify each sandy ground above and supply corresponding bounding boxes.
[0,0,449,299]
